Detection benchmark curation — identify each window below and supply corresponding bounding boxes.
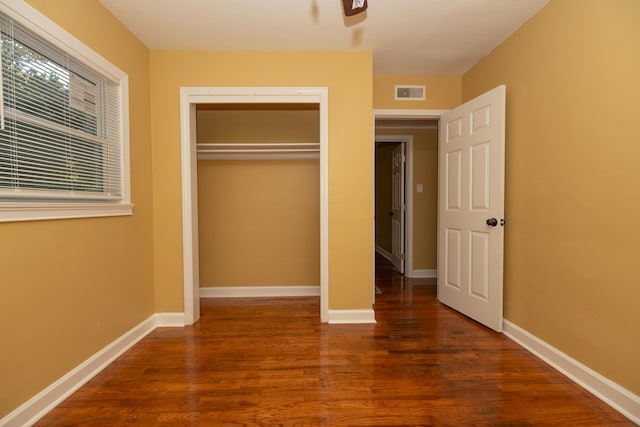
[0,2,131,221]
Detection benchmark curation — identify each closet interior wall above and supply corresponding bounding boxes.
[196,104,321,288]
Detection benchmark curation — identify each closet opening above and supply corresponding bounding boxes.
[180,87,329,325]
[196,103,321,299]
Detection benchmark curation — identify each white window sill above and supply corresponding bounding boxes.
[0,202,134,222]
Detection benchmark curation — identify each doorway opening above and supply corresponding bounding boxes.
[373,112,442,287]
[196,103,320,299]
[181,87,329,325]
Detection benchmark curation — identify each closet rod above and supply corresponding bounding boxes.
[197,143,320,160]
[198,143,319,152]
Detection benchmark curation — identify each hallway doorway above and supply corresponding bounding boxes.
[374,115,440,283]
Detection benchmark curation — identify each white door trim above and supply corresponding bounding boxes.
[391,141,406,274]
[180,87,329,324]
[373,109,445,280]
[374,109,449,119]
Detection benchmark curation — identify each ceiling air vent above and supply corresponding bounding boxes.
[395,85,425,101]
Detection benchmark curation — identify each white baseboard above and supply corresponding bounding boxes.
[375,246,437,280]
[199,285,320,298]
[503,320,640,425]
[0,313,185,427]
[407,269,437,279]
[328,309,376,324]
[154,312,186,327]
[375,245,393,262]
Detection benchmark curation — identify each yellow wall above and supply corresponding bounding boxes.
[375,129,438,271]
[0,0,154,418]
[150,51,373,311]
[410,129,438,271]
[198,160,320,286]
[462,0,640,394]
[197,108,320,287]
[374,75,461,109]
[197,107,319,143]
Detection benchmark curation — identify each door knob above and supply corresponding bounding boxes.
[486,218,498,227]
[389,211,394,216]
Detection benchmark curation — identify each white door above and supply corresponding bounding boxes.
[437,85,506,332]
[391,143,405,274]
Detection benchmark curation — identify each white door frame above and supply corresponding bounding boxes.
[181,87,330,325]
[373,109,448,280]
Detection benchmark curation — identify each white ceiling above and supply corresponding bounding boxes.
[99,0,550,75]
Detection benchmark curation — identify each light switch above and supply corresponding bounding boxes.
[417,184,423,193]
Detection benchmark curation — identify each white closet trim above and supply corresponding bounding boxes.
[197,143,320,160]
[180,86,330,325]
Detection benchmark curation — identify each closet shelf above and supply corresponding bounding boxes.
[197,143,320,160]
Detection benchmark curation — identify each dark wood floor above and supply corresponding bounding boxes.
[37,255,634,426]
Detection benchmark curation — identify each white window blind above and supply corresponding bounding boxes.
[0,12,122,201]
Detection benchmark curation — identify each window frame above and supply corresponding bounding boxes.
[0,0,132,222]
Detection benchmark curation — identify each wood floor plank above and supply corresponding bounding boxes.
[35,256,635,426]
